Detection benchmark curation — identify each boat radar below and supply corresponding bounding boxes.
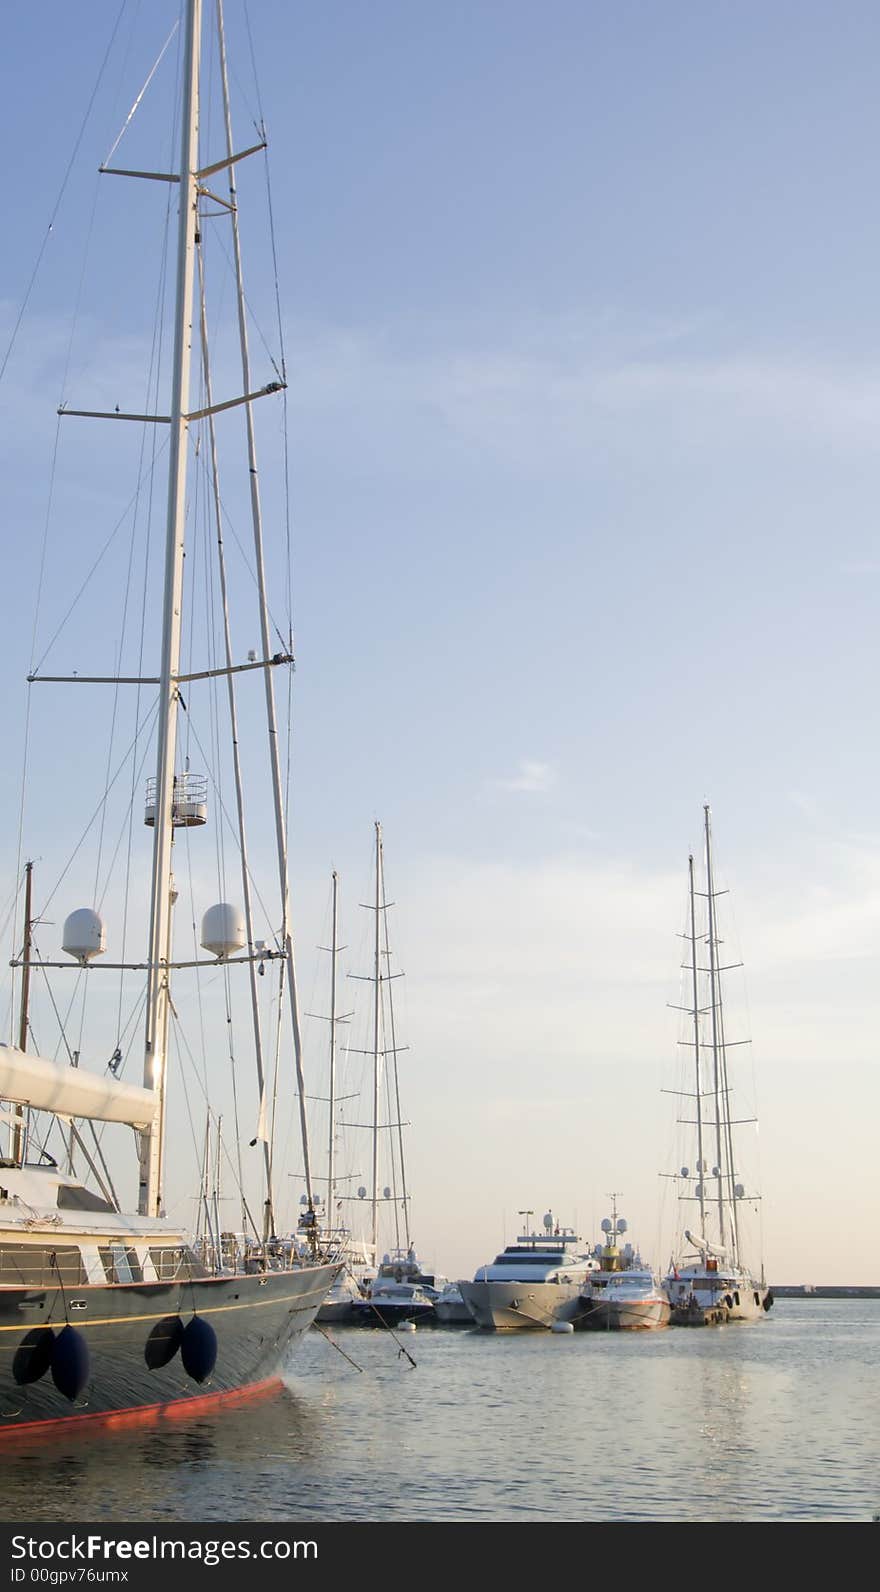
[62,908,106,964]
[200,902,246,960]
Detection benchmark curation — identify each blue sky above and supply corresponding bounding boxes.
[1,2,878,1283]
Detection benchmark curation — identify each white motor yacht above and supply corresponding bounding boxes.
[458,1212,598,1330]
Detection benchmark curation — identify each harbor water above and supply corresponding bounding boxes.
[2,1301,877,1524]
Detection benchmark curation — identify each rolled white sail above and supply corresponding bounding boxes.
[0,1045,155,1129]
[685,1228,729,1262]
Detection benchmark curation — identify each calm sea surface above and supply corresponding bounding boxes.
[2,1301,877,1524]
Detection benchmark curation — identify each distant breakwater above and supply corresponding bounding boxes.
[771,1285,880,1298]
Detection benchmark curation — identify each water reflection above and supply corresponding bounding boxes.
[3,1381,329,1521]
[2,1305,877,1522]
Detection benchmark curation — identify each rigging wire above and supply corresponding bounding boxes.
[0,0,128,389]
[93,642,124,908]
[189,434,291,652]
[102,19,180,167]
[35,697,160,924]
[239,2,266,136]
[172,708,286,942]
[16,3,182,1063]
[97,714,164,917]
[30,442,171,678]
[169,1018,216,1227]
[243,0,287,398]
[202,228,283,382]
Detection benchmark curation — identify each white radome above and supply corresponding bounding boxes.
[62,907,106,964]
[201,902,246,960]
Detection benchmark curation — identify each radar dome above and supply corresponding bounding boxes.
[62,908,105,964]
[617,1218,627,1234]
[543,1213,554,1230]
[200,903,245,960]
[601,1218,612,1233]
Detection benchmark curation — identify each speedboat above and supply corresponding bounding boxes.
[577,1198,669,1329]
[350,1247,442,1327]
[581,1268,671,1330]
[458,1213,598,1330]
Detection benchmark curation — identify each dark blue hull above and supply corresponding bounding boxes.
[0,1262,338,1433]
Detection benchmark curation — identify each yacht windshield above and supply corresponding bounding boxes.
[493,1253,565,1267]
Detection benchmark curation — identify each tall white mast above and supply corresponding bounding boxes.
[139,0,202,1218]
[328,869,339,1214]
[708,813,742,1268]
[703,803,727,1251]
[371,822,382,1258]
[688,853,707,1234]
[381,863,411,1250]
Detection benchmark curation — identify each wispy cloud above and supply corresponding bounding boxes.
[495,759,557,794]
[7,306,879,482]
[277,315,880,470]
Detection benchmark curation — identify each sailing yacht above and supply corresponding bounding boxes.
[337,825,444,1327]
[662,808,773,1326]
[0,0,338,1432]
[311,870,377,1325]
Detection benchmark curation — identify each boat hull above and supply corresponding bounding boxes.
[434,1300,474,1325]
[316,1272,365,1325]
[315,1297,358,1325]
[0,1262,338,1433]
[665,1273,771,1326]
[457,1279,587,1330]
[350,1299,436,1327]
[578,1295,671,1330]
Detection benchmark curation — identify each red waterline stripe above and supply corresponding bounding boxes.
[0,1376,284,1442]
